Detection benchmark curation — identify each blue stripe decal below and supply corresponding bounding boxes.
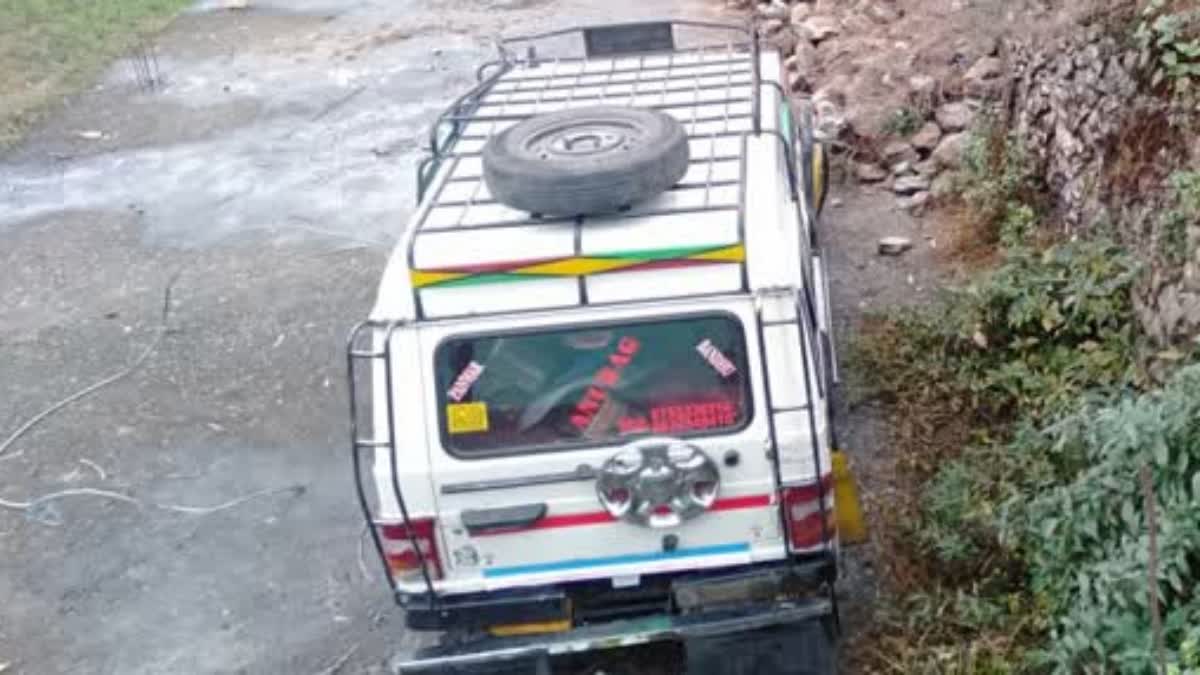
[482,542,750,578]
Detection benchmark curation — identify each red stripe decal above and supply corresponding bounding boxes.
[420,255,565,275]
[471,494,773,537]
[712,494,774,511]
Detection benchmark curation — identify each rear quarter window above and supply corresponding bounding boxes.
[434,314,753,456]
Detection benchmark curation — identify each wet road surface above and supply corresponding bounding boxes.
[0,1,727,673]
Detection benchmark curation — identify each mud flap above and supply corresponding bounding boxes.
[684,617,836,675]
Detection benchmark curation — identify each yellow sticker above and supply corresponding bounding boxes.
[447,402,489,434]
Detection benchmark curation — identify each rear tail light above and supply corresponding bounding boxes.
[781,475,836,552]
[379,518,443,582]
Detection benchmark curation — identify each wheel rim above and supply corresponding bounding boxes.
[524,120,642,160]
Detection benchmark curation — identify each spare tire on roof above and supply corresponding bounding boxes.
[482,106,690,217]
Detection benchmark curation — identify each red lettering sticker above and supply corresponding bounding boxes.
[570,336,640,433]
[618,336,641,355]
[619,416,650,434]
[594,367,620,387]
[648,401,739,434]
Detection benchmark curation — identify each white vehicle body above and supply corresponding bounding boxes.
[346,22,839,665]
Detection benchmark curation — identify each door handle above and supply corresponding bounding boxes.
[461,503,548,535]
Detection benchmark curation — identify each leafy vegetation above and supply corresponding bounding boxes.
[1134,0,1200,99]
[1158,170,1200,266]
[954,118,1042,248]
[0,0,189,146]
[852,229,1200,672]
[851,6,1200,672]
[1009,365,1200,672]
[883,106,924,138]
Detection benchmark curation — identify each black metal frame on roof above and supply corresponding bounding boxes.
[417,20,756,199]
[405,21,806,324]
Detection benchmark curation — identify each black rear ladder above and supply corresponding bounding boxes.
[347,320,438,605]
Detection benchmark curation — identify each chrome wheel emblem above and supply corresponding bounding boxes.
[596,438,720,528]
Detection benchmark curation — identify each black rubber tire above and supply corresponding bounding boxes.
[482,106,690,216]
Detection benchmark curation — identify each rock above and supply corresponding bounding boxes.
[965,56,1004,83]
[964,55,1005,97]
[911,122,942,151]
[891,160,914,176]
[840,13,875,36]
[893,175,931,195]
[881,140,918,164]
[935,102,974,132]
[865,2,901,24]
[914,159,939,177]
[789,40,818,73]
[908,74,937,98]
[831,197,845,208]
[855,162,889,183]
[932,132,968,169]
[800,16,840,43]
[878,237,913,255]
[760,19,786,38]
[898,191,931,215]
[787,69,812,93]
[790,3,811,24]
[812,96,848,140]
[812,75,849,107]
[222,0,249,8]
[770,27,800,59]
[76,130,104,140]
[756,0,789,21]
[931,171,958,198]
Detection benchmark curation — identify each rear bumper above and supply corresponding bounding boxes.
[398,599,833,673]
[396,559,835,673]
[398,557,833,630]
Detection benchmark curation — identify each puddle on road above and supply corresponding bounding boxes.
[1,30,484,248]
[0,0,717,249]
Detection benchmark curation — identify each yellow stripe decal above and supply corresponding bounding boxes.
[689,244,746,263]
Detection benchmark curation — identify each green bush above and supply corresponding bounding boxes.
[854,238,1160,672]
[1007,365,1200,673]
[883,106,923,137]
[1135,0,1200,98]
[958,121,1040,243]
[948,240,1139,422]
[1159,170,1200,266]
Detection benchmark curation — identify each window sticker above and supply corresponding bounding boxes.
[447,361,486,402]
[695,339,738,378]
[649,401,738,433]
[447,402,490,434]
[570,336,641,431]
[618,401,739,435]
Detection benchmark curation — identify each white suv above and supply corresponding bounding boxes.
[347,20,840,674]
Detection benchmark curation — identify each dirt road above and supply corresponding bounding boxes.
[0,2,728,673]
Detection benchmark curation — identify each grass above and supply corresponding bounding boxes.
[0,0,190,147]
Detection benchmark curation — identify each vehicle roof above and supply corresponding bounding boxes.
[371,42,809,323]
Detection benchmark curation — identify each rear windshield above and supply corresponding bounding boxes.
[435,314,752,456]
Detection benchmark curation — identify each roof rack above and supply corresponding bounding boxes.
[407,20,800,321]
